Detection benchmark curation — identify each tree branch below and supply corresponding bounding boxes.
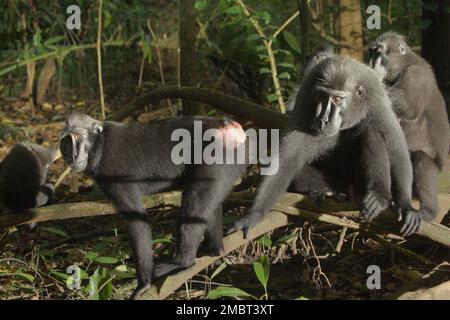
[137,210,290,300]
[1,191,448,247]
[137,192,450,299]
[106,86,290,128]
[0,191,182,228]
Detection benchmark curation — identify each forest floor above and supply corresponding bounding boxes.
[0,104,449,300]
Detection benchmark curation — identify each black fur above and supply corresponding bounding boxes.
[60,114,247,298]
[369,32,450,226]
[229,55,420,237]
[286,44,335,113]
[0,143,54,212]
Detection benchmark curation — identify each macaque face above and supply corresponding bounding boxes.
[60,114,103,172]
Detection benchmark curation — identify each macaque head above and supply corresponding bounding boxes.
[303,43,335,76]
[300,57,368,137]
[368,32,410,78]
[60,113,103,172]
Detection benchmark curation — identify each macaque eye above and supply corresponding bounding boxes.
[73,133,83,142]
[332,96,342,104]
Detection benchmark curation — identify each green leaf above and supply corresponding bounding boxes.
[85,251,99,261]
[152,238,174,244]
[87,268,101,300]
[111,264,135,279]
[278,72,291,80]
[41,227,68,237]
[225,5,242,15]
[140,37,153,64]
[210,262,227,280]
[247,34,261,42]
[98,268,112,300]
[258,234,272,247]
[79,269,89,280]
[278,62,296,69]
[207,286,253,299]
[256,11,271,24]
[256,45,266,52]
[283,30,300,53]
[104,11,112,29]
[195,1,207,11]
[43,36,65,47]
[94,256,119,264]
[259,67,272,74]
[273,233,297,246]
[15,272,35,282]
[50,270,70,280]
[38,249,55,258]
[267,93,279,102]
[114,264,128,272]
[253,255,269,289]
[33,30,42,47]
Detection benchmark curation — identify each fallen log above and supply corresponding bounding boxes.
[137,210,290,300]
[0,191,181,228]
[1,191,449,246]
[388,263,450,300]
[137,198,449,299]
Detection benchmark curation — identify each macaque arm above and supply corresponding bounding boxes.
[388,66,426,121]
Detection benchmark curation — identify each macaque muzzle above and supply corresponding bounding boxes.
[312,95,342,137]
[60,134,78,164]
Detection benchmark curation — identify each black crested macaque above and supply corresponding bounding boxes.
[59,113,247,298]
[230,55,421,238]
[369,32,450,225]
[0,143,55,212]
[287,45,339,197]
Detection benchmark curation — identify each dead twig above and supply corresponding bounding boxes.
[335,226,348,253]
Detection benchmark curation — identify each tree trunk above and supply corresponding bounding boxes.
[299,0,311,65]
[178,0,203,115]
[36,58,56,105]
[338,0,363,61]
[422,0,450,110]
[23,61,36,116]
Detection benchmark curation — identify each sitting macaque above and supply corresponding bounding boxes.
[0,142,55,212]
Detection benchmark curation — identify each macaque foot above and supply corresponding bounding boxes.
[396,206,423,237]
[197,240,224,257]
[361,192,390,221]
[308,191,326,205]
[43,183,55,192]
[153,261,194,279]
[130,283,152,300]
[227,213,261,239]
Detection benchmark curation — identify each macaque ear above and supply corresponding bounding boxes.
[356,85,365,97]
[93,121,103,133]
[399,44,406,55]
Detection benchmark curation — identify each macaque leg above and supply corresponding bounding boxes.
[411,151,440,222]
[154,165,240,279]
[35,183,55,207]
[198,205,224,257]
[107,185,153,299]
